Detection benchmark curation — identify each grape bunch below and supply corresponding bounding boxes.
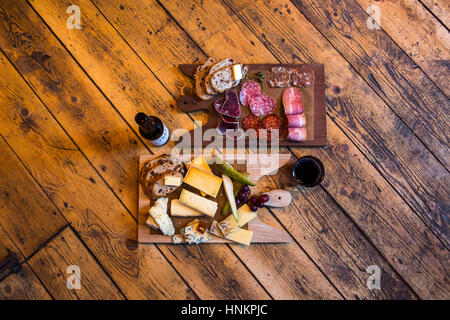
[236,185,270,212]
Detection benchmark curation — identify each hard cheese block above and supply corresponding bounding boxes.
[226,228,253,246]
[179,189,218,217]
[171,199,203,217]
[186,155,212,197]
[164,175,182,186]
[218,204,257,236]
[183,166,222,198]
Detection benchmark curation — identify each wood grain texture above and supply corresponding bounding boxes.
[250,159,416,299]
[356,0,450,96]
[290,0,450,168]
[95,0,348,299]
[160,0,450,299]
[0,228,23,280]
[0,263,51,300]
[0,135,67,257]
[222,0,450,249]
[18,0,271,299]
[420,0,450,27]
[0,53,195,300]
[28,228,124,300]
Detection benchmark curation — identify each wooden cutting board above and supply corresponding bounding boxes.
[137,153,292,244]
[176,63,326,147]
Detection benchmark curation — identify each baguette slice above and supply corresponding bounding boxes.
[205,58,235,94]
[210,64,247,93]
[194,57,219,100]
[151,170,183,198]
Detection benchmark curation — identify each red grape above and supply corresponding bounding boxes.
[257,201,265,208]
[259,194,270,203]
[236,198,241,207]
[242,185,251,195]
[250,196,258,204]
[249,204,258,212]
[240,196,248,204]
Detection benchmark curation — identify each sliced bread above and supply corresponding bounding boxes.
[205,58,235,94]
[151,170,183,198]
[194,57,219,100]
[210,64,247,93]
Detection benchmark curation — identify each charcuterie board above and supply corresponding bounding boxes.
[137,153,292,244]
[176,63,326,147]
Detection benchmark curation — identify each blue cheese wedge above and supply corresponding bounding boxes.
[218,204,257,236]
[181,219,210,244]
[148,197,174,236]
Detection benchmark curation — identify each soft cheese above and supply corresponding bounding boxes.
[171,199,203,217]
[179,189,218,217]
[183,166,222,198]
[148,197,174,236]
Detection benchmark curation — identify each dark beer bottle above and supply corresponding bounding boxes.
[135,112,170,146]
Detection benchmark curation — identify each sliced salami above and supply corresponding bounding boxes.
[249,93,276,116]
[242,114,262,131]
[239,80,261,106]
[262,114,282,130]
[268,66,291,88]
[293,66,315,87]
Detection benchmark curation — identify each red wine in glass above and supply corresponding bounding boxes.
[293,155,325,187]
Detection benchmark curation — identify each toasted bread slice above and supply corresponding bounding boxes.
[205,58,235,94]
[194,57,219,100]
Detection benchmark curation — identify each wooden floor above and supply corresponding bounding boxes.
[0,0,448,300]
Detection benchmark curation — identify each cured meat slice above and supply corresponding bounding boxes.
[292,66,315,87]
[262,114,282,130]
[221,114,239,123]
[268,66,291,88]
[287,127,307,141]
[215,90,241,118]
[242,114,262,131]
[239,81,261,106]
[217,120,239,136]
[249,93,276,116]
[282,87,303,115]
[286,114,306,128]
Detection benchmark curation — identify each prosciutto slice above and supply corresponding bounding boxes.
[286,114,306,128]
[287,127,307,141]
[282,87,303,115]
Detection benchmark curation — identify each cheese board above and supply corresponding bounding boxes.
[137,153,292,244]
[176,63,326,147]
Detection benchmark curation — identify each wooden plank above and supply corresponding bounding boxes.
[0,263,52,300]
[159,0,449,299]
[89,0,346,299]
[355,0,450,96]
[0,228,23,280]
[96,0,415,299]
[28,228,124,300]
[0,137,67,257]
[2,0,268,300]
[246,161,416,299]
[220,0,450,248]
[420,0,450,27]
[0,53,195,300]
[290,0,449,168]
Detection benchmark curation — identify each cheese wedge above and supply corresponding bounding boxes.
[232,64,243,81]
[171,199,203,217]
[218,204,256,236]
[179,189,218,217]
[186,155,212,196]
[164,175,182,187]
[226,228,253,246]
[183,166,222,198]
